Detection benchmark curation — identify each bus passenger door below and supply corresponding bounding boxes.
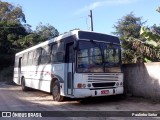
[18,57,22,84]
[66,42,74,95]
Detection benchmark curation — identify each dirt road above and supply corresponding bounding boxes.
[0,81,159,120]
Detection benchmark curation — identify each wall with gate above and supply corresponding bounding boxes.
[123,62,160,100]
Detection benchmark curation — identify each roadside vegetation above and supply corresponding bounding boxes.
[0,1,59,81]
[113,12,160,63]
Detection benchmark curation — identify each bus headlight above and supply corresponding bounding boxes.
[82,84,86,88]
[87,83,91,87]
[116,82,119,86]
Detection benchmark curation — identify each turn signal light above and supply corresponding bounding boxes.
[77,83,82,88]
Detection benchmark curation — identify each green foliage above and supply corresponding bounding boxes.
[156,7,160,13]
[113,12,145,63]
[0,21,28,54]
[132,25,160,62]
[0,66,13,81]
[113,12,144,40]
[0,1,26,23]
[35,23,59,41]
[0,1,59,73]
[140,26,160,46]
[130,7,160,62]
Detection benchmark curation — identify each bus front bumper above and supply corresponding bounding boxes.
[73,87,124,98]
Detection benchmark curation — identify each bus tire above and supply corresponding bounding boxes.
[21,77,29,91]
[52,81,64,102]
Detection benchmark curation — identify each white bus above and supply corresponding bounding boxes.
[13,30,123,102]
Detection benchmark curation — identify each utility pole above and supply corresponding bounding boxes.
[89,10,93,31]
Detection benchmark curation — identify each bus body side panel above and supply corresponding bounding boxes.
[22,64,52,93]
[13,67,19,85]
[51,63,65,95]
[13,56,22,85]
[20,63,66,94]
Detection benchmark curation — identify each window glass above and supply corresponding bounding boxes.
[77,41,120,73]
[77,45,103,72]
[22,53,28,66]
[104,44,119,63]
[51,42,64,63]
[40,46,51,64]
[33,48,41,65]
[28,51,34,65]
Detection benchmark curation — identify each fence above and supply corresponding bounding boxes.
[123,63,160,101]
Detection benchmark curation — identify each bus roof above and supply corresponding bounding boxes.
[15,30,120,56]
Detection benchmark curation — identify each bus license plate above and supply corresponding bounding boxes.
[101,90,109,94]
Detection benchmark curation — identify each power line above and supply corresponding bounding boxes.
[0,26,24,28]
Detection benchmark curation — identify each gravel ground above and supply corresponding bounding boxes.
[0,81,159,120]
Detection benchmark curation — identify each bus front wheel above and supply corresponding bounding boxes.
[52,81,64,102]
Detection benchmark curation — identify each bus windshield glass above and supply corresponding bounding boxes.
[77,40,120,73]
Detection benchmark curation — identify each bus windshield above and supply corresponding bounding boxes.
[77,40,121,73]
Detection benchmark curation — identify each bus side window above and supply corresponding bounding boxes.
[51,42,64,63]
[40,46,51,65]
[22,53,28,66]
[28,51,34,66]
[33,48,42,65]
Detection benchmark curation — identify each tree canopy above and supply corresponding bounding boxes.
[113,12,145,63]
[35,23,59,41]
[0,1,59,70]
[113,9,160,63]
[113,12,144,39]
[132,7,160,62]
[0,1,26,23]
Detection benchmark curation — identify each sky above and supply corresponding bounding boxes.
[2,0,160,35]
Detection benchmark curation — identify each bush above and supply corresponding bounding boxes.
[0,66,14,82]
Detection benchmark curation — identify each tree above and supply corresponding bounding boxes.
[0,1,26,23]
[113,12,144,39]
[0,21,28,54]
[0,1,60,72]
[113,12,145,63]
[0,20,28,71]
[156,7,160,13]
[133,25,160,62]
[35,23,59,42]
[131,7,160,62]
[0,1,27,71]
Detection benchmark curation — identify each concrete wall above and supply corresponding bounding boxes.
[123,63,160,100]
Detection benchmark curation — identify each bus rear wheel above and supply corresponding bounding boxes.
[52,81,64,102]
[21,77,29,91]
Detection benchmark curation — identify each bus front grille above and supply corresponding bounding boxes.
[92,82,115,87]
[87,73,119,82]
